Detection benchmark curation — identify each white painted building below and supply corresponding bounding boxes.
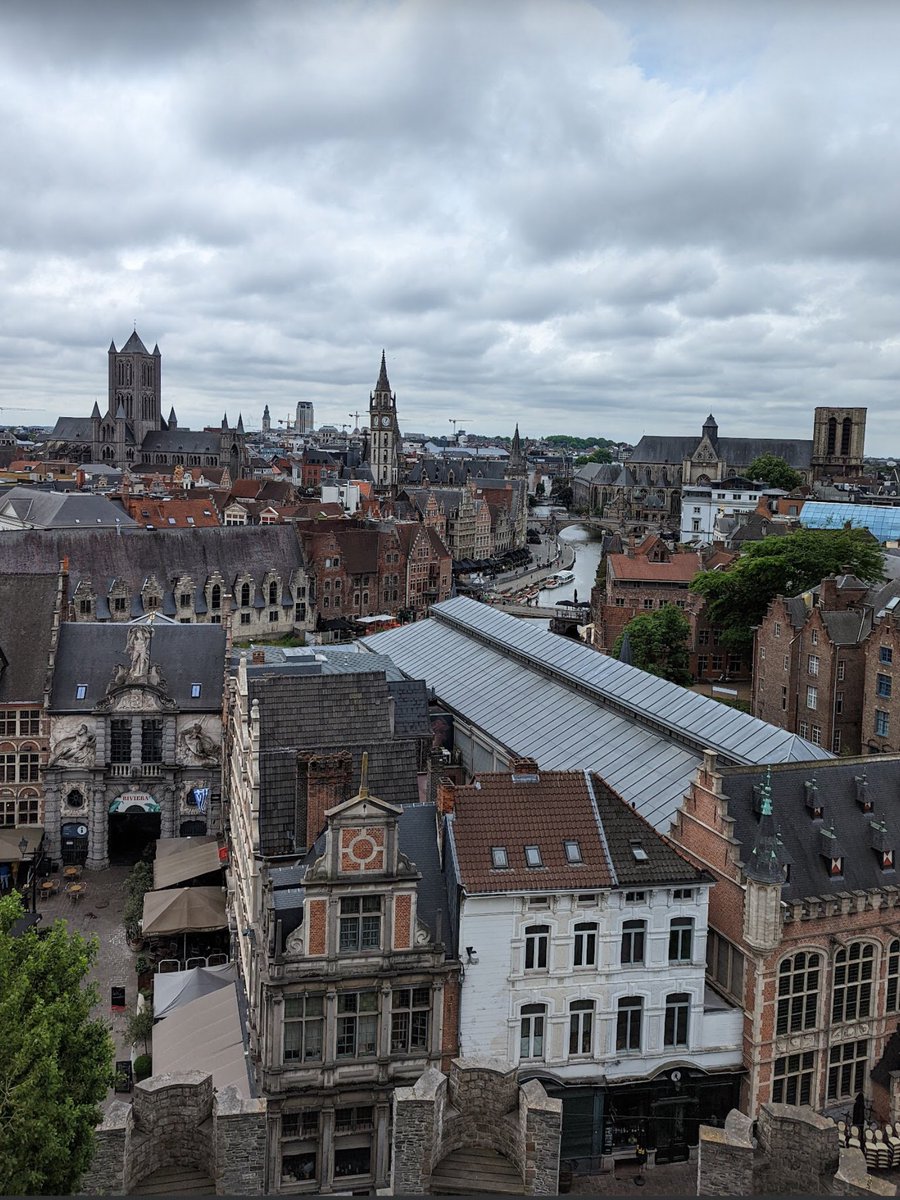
[680,479,771,543]
[441,764,743,1168]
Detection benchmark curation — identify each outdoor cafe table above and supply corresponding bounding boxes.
[65,882,86,903]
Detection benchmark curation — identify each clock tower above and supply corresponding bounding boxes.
[368,350,400,490]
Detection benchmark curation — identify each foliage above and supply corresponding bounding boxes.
[551,483,573,509]
[747,454,803,491]
[575,447,614,467]
[690,526,885,654]
[133,1054,153,1083]
[0,893,114,1195]
[122,859,154,941]
[544,435,616,450]
[613,605,693,686]
[126,1005,154,1055]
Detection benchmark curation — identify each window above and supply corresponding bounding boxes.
[624,890,646,903]
[179,592,192,609]
[110,718,131,763]
[145,594,159,610]
[0,794,39,824]
[524,925,549,971]
[335,1105,374,1134]
[712,655,723,672]
[707,929,744,1002]
[269,581,278,605]
[520,1004,546,1060]
[79,598,92,615]
[783,656,789,671]
[698,630,710,646]
[697,655,708,673]
[811,725,821,746]
[876,710,890,738]
[240,582,251,606]
[268,610,279,623]
[574,922,597,968]
[811,629,819,646]
[240,612,251,625]
[836,692,844,714]
[335,991,378,1058]
[76,684,87,701]
[338,896,381,952]
[113,596,127,613]
[0,710,40,737]
[728,654,742,673]
[838,660,846,681]
[283,994,324,1063]
[390,987,430,1053]
[630,840,649,863]
[799,722,809,738]
[774,622,782,638]
[281,1153,317,1186]
[773,1051,816,1105]
[881,646,894,665]
[621,920,646,966]
[210,584,221,610]
[564,840,583,864]
[616,997,643,1052]
[888,941,900,1014]
[141,718,163,763]
[833,731,842,753]
[664,993,690,1048]
[776,952,820,1034]
[833,943,875,1023]
[525,845,543,868]
[760,646,766,661]
[568,1000,594,1056]
[190,683,202,698]
[782,687,788,710]
[827,1040,869,1101]
[491,846,509,869]
[808,655,819,677]
[669,918,694,962]
[673,888,695,901]
[643,598,653,610]
[877,674,893,698]
[806,686,818,710]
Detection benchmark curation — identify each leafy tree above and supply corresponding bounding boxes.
[0,893,114,1195]
[575,448,614,467]
[747,454,803,491]
[613,605,693,686]
[690,526,885,654]
[122,859,154,943]
[126,1004,154,1056]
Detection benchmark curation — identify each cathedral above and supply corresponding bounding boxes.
[47,331,247,477]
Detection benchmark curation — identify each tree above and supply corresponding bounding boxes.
[747,454,803,491]
[575,447,614,467]
[690,526,885,654]
[0,893,114,1195]
[612,605,693,686]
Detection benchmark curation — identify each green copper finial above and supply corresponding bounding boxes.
[760,765,772,817]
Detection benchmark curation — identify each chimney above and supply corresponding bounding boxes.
[305,751,353,844]
[252,648,265,664]
[436,778,457,815]
[510,757,540,777]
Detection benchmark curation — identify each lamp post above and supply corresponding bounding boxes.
[18,836,38,913]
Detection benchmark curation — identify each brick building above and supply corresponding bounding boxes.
[225,657,458,1192]
[670,753,900,1123]
[752,574,900,755]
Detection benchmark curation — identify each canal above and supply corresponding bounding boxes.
[536,524,603,607]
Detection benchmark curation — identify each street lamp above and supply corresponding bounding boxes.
[18,836,37,913]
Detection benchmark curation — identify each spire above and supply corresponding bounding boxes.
[375,350,391,395]
[359,750,369,799]
[222,413,229,430]
[168,406,177,430]
[91,401,102,421]
[153,343,161,357]
[115,400,127,421]
[237,413,245,434]
[108,339,117,354]
[747,766,782,883]
[702,413,718,446]
[618,631,633,665]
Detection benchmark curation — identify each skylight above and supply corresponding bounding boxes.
[564,840,583,864]
[75,684,87,699]
[525,845,543,868]
[190,683,202,698]
[630,841,649,863]
[491,846,509,869]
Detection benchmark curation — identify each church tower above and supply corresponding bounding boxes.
[108,331,161,454]
[368,351,400,490]
[812,407,867,479]
[262,405,271,435]
[508,423,526,477]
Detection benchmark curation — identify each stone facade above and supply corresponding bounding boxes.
[390,1059,562,1196]
[85,1071,266,1195]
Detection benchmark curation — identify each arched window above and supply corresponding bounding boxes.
[524,925,549,971]
[669,917,694,962]
[268,581,278,606]
[520,1004,546,1060]
[664,993,690,1048]
[210,584,221,610]
[240,582,251,607]
[573,922,597,968]
[832,942,875,1023]
[841,416,852,456]
[888,940,900,1013]
[776,951,820,1034]
[568,999,594,1056]
[827,416,837,455]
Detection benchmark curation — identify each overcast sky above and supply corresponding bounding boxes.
[2,0,900,446]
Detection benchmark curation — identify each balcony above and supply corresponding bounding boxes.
[108,763,166,778]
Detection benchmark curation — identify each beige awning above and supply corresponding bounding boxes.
[153,837,225,889]
[142,887,227,935]
[0,826,44,864]
[152,982,249,1096]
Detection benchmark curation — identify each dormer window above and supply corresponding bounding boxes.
[830,856,844,877]
[75,684,87,700]
[882,850,895,871]
[564,840,583,864]
[190,683,202,698]
[525,845,543,868]
[855,775,872,813]
[804,779,823,820]
[630,841,649,863]
[491,847,509,869]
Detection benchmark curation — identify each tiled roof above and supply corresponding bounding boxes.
[0,573,59,703]
[590,775,702,886]
[607,552,701,583]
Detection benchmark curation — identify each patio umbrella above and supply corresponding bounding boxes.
[153,963,237,1019]
[142,887,227,935]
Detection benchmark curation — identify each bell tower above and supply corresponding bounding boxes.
[812,407,866,479]
[368,351,399,490]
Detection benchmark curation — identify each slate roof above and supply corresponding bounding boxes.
[48,417,94,443]
[141,430,224,454]
[718,756,900,902]
[447,769,702,894]
[364,596,830,831]
[51,623,226,711]
[0,525,306,595]
[629,434,813,469]
[0,488,137,529]
[0,573,59,703]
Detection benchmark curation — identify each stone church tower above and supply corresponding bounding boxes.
[811,407,867,479]
[368,351,400,490]
[108,331,161,449]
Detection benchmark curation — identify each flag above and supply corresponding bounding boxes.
[192,787,209,812]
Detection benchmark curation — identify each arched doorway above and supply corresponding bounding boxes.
[108,795,161,864]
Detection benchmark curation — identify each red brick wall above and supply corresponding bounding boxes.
[441,976,461,1070]
[306,898,327,955]
[393,893,412,949]
[862,613,900,754]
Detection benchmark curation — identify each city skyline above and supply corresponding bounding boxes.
[2,1,900,444]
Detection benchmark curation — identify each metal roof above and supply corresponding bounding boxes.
[801,501,900,543]
[364,596,830,831]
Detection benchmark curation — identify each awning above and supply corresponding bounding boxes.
[142,887,227,935]
[0,826,44,863]
[152,982,250,1095]
[153,837,226,889]
[153,963,237,1019]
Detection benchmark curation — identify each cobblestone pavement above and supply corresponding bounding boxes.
[35,864,136,1111]
[571,1159,698,1196]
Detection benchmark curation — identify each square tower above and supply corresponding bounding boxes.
[812,407,866,479]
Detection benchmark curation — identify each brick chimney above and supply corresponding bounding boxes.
[252,648,265,664]
[511,757,540,776]
[305,751,353,844]
[436,778,457,815]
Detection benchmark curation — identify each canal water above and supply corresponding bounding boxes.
[536,524,603,607]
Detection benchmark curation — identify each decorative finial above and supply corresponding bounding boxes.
[760,765,772,817]
[359,751,369,799]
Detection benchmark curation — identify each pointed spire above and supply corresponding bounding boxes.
[237,413,245,434]
[222,413,229,430]
[153,343,161,357]
[91,401,102,421]
[115,401,127,420]
[618,631,633,665]
[168,406,177,429]
[375,350,391,394]
[359,750,369,799]
[108,339,117,354]
[747,766,782,883]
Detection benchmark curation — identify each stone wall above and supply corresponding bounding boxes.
[84,1071,266,1195]
[390,1058,561,1196]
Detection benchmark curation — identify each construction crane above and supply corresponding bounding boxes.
[0,406,32,416]
[349,411,363,431]
[449,418,459,441]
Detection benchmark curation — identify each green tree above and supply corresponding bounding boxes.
[0,893,114,1195]
[613,605,693,686]
[746,454,803,491]
[575,447,614,467]
[690,526,885,654]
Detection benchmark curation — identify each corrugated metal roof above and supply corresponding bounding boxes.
[364,596,831,831]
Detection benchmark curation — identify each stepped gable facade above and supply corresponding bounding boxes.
[46,331,247,477]
[0,525,312,637]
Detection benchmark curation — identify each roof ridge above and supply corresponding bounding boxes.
[584,770,617,887]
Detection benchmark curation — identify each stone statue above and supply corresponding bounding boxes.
[148,663,165,689]
[51,723,96,767]
[178,721,220,763]
[112,663,128,687]
[126,626,151,679]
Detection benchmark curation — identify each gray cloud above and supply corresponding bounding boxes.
[2,0,900,447]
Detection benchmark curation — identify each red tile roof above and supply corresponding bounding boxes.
[607,552,701,583]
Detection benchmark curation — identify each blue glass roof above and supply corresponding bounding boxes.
[801,502,900,542]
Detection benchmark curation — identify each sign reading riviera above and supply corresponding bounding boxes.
[109,793,161,814]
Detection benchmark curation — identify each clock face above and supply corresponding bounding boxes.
[381,416,391,427]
